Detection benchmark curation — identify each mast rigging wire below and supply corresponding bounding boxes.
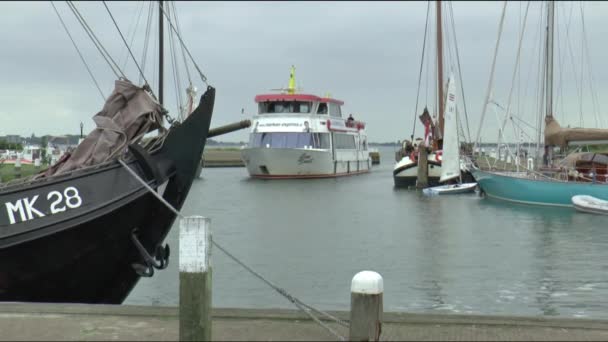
[448,2,471,143]
[158,4,209,84]
[50,1,105,101]
[66,1,125,79]
[102,1,152,92]
[139,2,154,85]
[410,1,431,141]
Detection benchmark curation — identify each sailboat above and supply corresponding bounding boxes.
[0,1,215,303]
[423,73,477,195]
[471,1,608,207]
[393,1,473,189]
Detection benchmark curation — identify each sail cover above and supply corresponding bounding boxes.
[44,79,165,176]
[439,74,460,183]
[545,117,608,148]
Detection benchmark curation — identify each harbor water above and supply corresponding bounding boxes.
[125,146,608,319]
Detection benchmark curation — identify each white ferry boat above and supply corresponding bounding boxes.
[241,66,371,179]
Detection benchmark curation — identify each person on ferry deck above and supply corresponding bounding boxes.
[348,114,355,121]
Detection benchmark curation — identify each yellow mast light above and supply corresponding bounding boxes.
[288,65,296,94]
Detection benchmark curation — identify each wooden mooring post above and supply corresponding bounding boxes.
[179,216,212,341]
[349,271,383,341]
[416,143,428,189]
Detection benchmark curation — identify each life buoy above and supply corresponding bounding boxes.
[435,150,443,162]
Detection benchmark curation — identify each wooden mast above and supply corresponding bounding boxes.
[436,0,444,149]
[543,0,555,163]
[545,0,554,119]
[159,1,164,106]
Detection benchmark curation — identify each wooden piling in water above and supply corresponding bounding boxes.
[416,143,428,189]
[179,216,212,341]
[349,271,383,342]
[369,151,380,165]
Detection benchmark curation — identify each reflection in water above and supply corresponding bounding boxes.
[478,198,571,316]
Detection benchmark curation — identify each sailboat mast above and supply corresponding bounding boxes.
[436,0,444,139]
[159,1,164,106]
[545,0,554,118]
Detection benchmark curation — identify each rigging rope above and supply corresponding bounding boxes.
[119,1,145,71]
[118,159,347,341]
[448,1,471,143]
[102,1,152,92]
[50,2,105,101]
[172,1,193,86]
[580,2,602,128]
[166,4,183,118]
[498,1,530,146]
[158,5,208,85]
[66,1,125,79]
[563,2,583,126]
[474,0,507,154]
[411,1,431,141]
[139,2,154,86]
[172,1,195,121]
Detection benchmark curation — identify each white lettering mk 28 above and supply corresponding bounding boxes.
[4,186,83,225]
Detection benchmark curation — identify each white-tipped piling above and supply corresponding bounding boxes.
[349,271,383,341]
[179,216,212,341]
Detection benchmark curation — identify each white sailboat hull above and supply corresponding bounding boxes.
[423,182,478,195]
[572,195,608,215]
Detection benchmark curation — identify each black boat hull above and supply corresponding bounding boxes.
[393,161,475,189]
[0,87,215,304]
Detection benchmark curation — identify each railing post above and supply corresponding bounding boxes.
[179,216,212,341]
[349,271,383,341]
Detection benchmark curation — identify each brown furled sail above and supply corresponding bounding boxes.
[43,79,166,176]
[544,116,608,148]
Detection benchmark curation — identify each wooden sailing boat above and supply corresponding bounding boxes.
[393,1,446,189]
[393,1,474,189]
[423,73,477,195]
[472,1,608,207]
[0,1,216,303]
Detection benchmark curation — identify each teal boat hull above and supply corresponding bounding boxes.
[472,169,608,207]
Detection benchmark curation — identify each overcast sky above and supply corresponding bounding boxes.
[1,1,608,143]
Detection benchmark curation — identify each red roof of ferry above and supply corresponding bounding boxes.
[254,93,344,105]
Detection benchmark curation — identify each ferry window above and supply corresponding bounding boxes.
[300,102,311,113]
[313,133,330,149]
[259,101,312,114]
[334,133,356,149]
[329,103,342,117]
[250,132,316,148]
[317,103,328,114]
[275,103,289,113]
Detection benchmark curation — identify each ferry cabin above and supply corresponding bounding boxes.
[241,93,370,178]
